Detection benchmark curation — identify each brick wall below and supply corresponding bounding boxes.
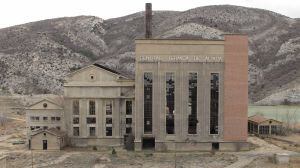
[223,35,248,141]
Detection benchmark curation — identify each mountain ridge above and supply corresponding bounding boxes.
[0,5,299,104]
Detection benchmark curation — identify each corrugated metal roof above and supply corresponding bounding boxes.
[248,115,268,123]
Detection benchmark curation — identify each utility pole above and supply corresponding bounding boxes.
[174,150,177,168]
[31,149,33,168]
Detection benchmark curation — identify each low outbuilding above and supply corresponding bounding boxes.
[29,128,67,150]
[248,115,283,136]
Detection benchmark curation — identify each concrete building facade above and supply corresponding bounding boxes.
[26,98,64,134]
[63,64,135,147]
[26,4,248,151]
[30,128,67,150]
[134,36,248,151]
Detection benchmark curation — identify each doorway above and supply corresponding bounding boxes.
[43,140,47,150]
[212,142,219,151]
[142,137,155,149]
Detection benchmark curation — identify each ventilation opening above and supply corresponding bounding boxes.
[212,142,219,150]
[142,137,155,149]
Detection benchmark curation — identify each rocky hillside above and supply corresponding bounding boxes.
[0,5,299,104]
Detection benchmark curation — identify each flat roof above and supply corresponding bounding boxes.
[135,38,225,45]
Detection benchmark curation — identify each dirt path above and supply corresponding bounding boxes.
[225,156,256,168]
[5,116,25,122]
[24,152,78,168]
[223,137,300,168]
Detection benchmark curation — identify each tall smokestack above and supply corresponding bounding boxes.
[145,3,152,38]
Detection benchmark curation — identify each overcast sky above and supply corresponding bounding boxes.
[0,0,299,28]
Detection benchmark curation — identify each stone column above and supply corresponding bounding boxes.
[97,99,103,138]
[80,99,87,137]
[113,98,120,138]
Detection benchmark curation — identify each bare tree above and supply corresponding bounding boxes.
[292,109,298,132]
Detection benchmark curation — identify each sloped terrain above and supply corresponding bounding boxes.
[0,5,299,103]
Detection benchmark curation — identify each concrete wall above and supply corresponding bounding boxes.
[135,39,227,151]
[31,132,63,150]
[26,100,64,135]
[64,65,135,147]
[223,35,248,141]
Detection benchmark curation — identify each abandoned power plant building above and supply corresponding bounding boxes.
[26,3,249,151]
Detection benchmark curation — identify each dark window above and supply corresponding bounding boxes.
[73,127,79,136]
[144,72,153,133]
[89,127,96,136]
[106,102,112,115]
[126,127,132,134]
[73,117,79,124]
[51,117,55,121]
[43,126,48,130]
[56,127,60,130]
[43,117,48,121]
[188,73,197,134]
[56,117,61,121]
[106,127,112,136]
[259,125,269,134]
[212,143,219,150]
[43,103,48,108]
[89,100,95,115]
[126,118,132,125]
[166,72,175,134]
[73,100,79,115]
[30,126,35,130]
[35,117,39,121]
[126,101,132,115]
[106,118,112,124]
[87,117,96,124]
[210,73,219,134]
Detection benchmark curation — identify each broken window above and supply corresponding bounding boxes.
[89,100,95,115]
[188,73,197,134]
[126,101,132,115]
[210,73,219,134]
[106,101,112,115]
[87,117,96,124]
[31,116,39,121]
[73,100,79,115]
[126,118,132,125]
[73,117,79,124]
[89,127,96,136]
[166,72,175,134]
[106,118,112,124]
[106,127,112,136]
[144,72,153,133]
[126,127,132,134]
[73,127,79,136]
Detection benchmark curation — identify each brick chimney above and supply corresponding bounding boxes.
[145,3,152,38]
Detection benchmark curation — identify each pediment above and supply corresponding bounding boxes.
[65,64,127,83]
[27,99,63,110]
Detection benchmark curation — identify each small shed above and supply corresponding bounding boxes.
[248,115,283,136]
[29,128,67,150]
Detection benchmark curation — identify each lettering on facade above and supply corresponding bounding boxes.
[139,55,223,63]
